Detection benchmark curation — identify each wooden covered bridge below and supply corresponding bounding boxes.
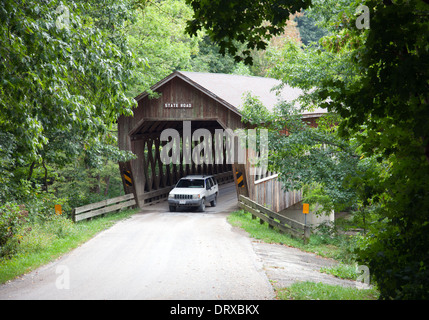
[117,71,325,217]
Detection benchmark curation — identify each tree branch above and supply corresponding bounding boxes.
[27,161,36,181]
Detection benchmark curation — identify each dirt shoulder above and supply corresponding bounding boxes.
[250,240,359,289]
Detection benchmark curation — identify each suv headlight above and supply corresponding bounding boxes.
[193,194,200,199]
[168,194,174,199]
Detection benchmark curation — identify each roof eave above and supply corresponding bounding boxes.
[134,71,243,117]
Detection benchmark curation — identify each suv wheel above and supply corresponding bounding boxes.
[198,198,205,212]
[169,205,176,212]
[210,194,217,207]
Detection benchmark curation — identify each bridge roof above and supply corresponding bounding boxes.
[135,71,326,118]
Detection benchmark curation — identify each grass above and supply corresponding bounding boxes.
[0,208,138,284]
[227,209,379,300]
[276,281,379,300]
[320,263,358,280]
[227,210,342,260]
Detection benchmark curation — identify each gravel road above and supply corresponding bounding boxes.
[0,183,274,300]
[0,182,361,300]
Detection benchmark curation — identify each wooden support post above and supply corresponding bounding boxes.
[304,226,311,244]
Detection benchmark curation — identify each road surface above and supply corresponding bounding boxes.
[0,183,275,300]
[0,182,363,300]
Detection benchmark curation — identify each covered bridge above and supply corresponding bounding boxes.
[117,71,325,214]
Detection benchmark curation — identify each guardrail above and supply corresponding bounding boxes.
[72,193,136,222]
[238,195,310,243]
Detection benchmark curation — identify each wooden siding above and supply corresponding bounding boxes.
[127,77,243,135]
[245,148,302,212]
[118,75,243,208]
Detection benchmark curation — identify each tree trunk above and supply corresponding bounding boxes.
[104,175,110,196]
[27,161,36,181]
[425,141,429,165]
[42,159,48,192]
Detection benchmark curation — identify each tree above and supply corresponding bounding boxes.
[295,10,327,46]
[126,0,201,97]
[187,0,429,298]
[304,0,429,298]
[126,0,254,96]
[185,0,312,64]
[0,0,139,201]
[189,35,238,74]
[241,93,377,216]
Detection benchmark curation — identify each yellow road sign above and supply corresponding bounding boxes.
[123,170,133,187]
[236,171,244,188]
[303,203,309,214]
[55,204,62,215]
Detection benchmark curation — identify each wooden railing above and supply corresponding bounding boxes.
[73,193,136,222]
[238,195,310,243]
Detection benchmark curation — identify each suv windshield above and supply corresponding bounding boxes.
[176,179,204,188]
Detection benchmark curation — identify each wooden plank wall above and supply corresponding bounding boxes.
[251,176,302,213]
[246,149,302,213]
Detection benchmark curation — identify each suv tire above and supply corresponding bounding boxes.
[198,198,206,212]
[210,193,217,207]
[169,205,176,212]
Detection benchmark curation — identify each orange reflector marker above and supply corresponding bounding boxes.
[303,203,309,214]
[55,204,62,215]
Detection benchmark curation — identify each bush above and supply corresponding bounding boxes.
[27,192,71,221]
[14,181,71,221]
[0,193,72,259]
[310,221,359,264]
[42,214,76,239]
[16,214,77,255]
[0,203,30,258]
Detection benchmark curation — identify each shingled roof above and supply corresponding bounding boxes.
[135,71,325,117]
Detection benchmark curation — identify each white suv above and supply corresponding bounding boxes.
[168,175,218,212]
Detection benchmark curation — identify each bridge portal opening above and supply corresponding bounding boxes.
[126,119,234,206]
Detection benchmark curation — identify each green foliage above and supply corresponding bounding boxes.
[0,203,29,258]
[14,214,76,256]
[228,210,348,261]
[189,35,238,74]
[126,0,200,96]
[0,0,138,183]
[295,10,328,46]
[51,156,126,211]
[320,263,357,281]
[225,0,429,298]
[126,0,252,96]
[266,0,429,299]
[242,94,369,216]
[0,132,17,201]
[185,0,312,63]
[311,0,429,300]
[354,154,429,299]
[0,208,138,284]
[241,92,272,125]
[0,1,139,226]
